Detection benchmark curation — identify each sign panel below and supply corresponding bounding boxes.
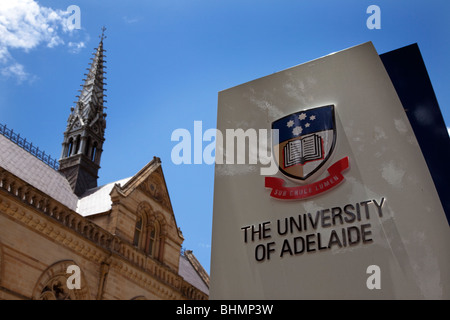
[210,42,450,299]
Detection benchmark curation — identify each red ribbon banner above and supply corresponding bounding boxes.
[265,157,349,200]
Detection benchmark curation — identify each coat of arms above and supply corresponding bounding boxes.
[265,105,349,200]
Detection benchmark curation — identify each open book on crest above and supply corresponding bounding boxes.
[283,134,323,168]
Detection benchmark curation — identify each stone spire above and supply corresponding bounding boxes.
[59,27,108,196]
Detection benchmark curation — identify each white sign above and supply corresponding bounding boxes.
[210,42,450,299]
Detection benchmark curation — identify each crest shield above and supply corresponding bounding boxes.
[272,105,336,182]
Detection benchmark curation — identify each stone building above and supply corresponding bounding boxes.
[0,33,209,300]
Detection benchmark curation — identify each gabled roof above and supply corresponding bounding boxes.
[77,157,176,221]
[0,134,78,210]
[179,251,210,295]
[109,156,175,213]
[76,177,131,216]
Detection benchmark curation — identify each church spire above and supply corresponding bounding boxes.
[59,28,108,196]
[75,28,107,126]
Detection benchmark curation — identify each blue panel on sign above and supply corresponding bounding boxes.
[380,43,450,224]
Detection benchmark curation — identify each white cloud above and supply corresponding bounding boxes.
[0,46,11,64]
[68,41,85,54]
[0,0,82,83]
[0,0,66,51]
[198,242,211,249]
[123,16,140,24]
[1,62,36,84]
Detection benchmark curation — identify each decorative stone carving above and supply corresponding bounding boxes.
[32,260,90,300]
[39,275,75,300]
[137,173,171,210]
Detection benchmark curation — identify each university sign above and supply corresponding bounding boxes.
[210,42,450,299]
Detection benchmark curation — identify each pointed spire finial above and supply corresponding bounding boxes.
[59,28,108,195]
[100,26,107,41]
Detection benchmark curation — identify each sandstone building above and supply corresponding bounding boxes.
[0,33,209,300]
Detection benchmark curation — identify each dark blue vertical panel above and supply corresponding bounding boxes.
[380,44,450,224]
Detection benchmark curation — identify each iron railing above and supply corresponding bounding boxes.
[0,123,59,170]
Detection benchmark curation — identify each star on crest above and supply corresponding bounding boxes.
[292,126,303,136]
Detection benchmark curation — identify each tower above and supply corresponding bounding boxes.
[59,28,107,196]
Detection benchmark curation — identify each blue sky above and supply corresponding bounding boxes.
[1,0,449,273]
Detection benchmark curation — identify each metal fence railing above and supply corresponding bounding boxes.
[0,123,59,170]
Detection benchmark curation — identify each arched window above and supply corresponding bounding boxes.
[133,216,143,247]
[133,205,164,261]
[74,135,81,154]
[40,275,75,300]
[67,138,74,157]
[91,141,98,162]
[32,260,90,300]
[145,220,160,258]
[84,137,91,156]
